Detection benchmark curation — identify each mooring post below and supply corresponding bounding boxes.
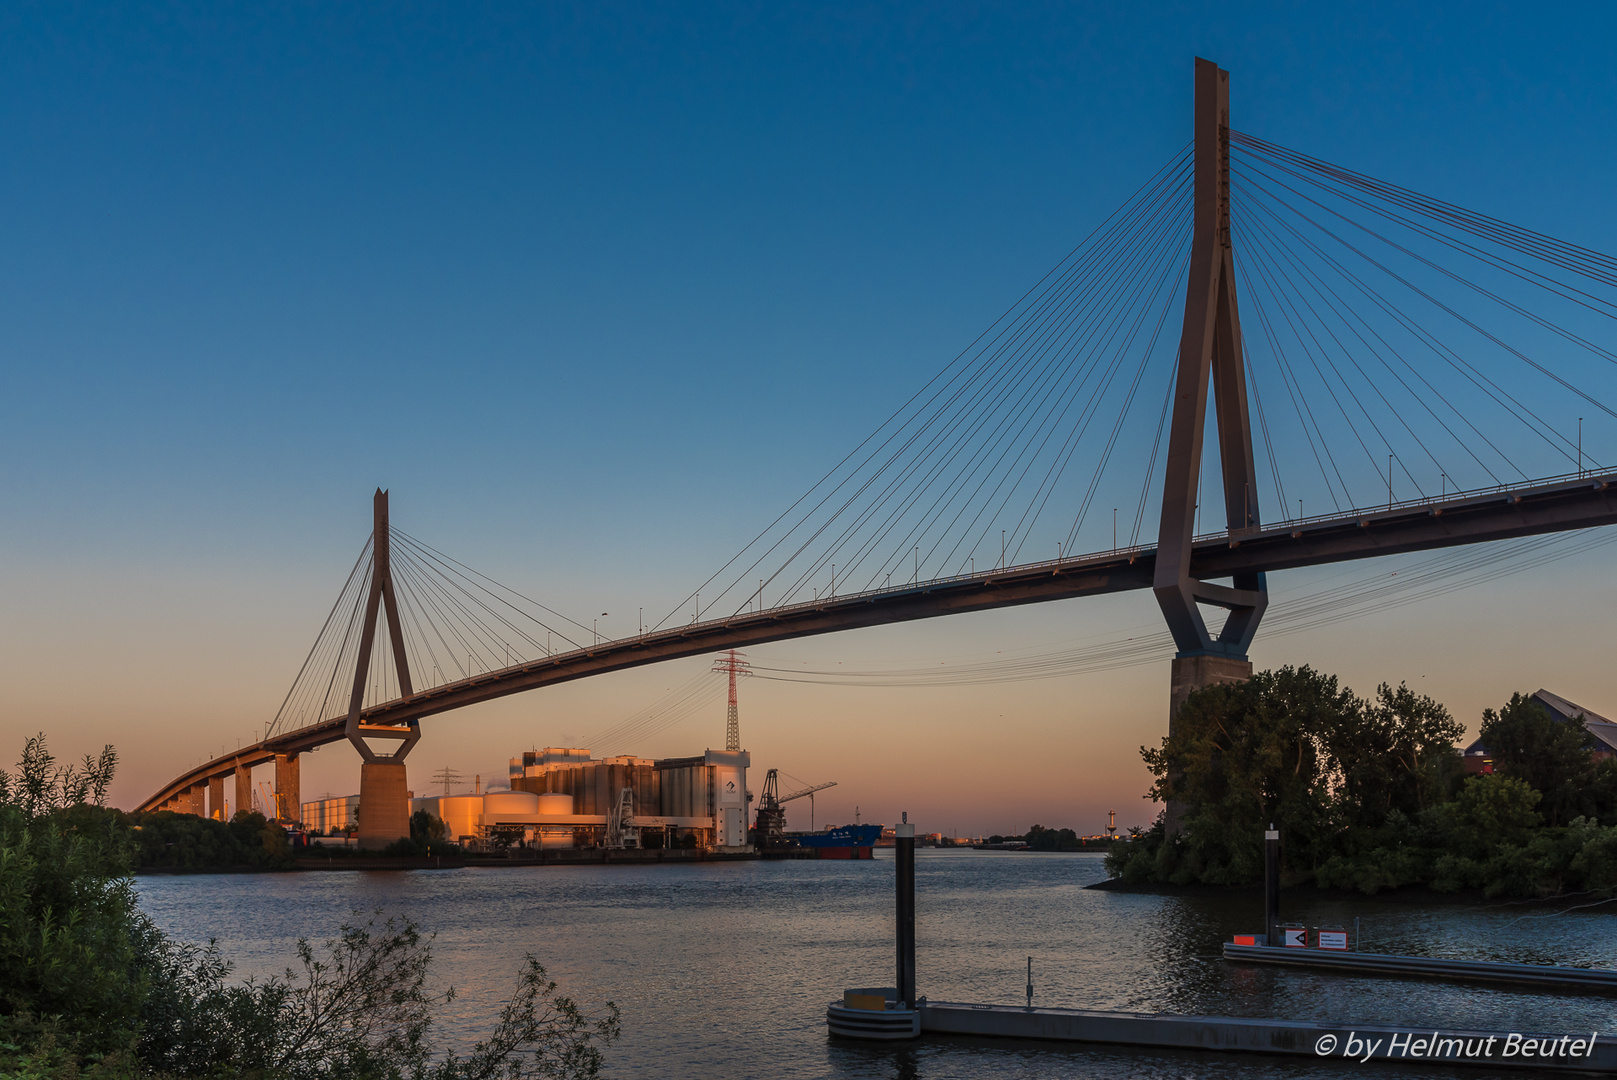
[896,813,916,1008]
[1264,823,1280,946]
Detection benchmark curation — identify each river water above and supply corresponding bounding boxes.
[135,851,1617,1078]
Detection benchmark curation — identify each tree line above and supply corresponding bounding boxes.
[1106,667,1617,897]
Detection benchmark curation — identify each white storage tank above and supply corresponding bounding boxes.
[483,790,540,816]
[536,792,573,816]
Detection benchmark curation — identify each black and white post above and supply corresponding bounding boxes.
[896,814,916,1007]
[1264,823,1280,946]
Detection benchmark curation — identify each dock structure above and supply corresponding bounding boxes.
[910,1002,1616,1072]
[1223,942,1617,993]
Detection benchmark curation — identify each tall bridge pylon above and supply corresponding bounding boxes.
[1156,58,1269,763]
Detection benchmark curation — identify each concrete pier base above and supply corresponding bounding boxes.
[1169,654,1254,718]
[208,775,224,820]
[357,762,410,850]
[235,764,253,820]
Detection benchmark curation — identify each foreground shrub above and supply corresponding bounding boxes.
[0,735,619,1079]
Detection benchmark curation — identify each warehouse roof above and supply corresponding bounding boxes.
[1464,689,1617,757]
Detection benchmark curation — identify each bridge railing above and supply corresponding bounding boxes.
[1207,466,1614,544]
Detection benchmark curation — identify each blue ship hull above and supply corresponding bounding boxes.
[792,824,883,848]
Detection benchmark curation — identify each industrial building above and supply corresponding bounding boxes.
[302,794,360,834]
[302,650,759,851]
[403,746,752,852]
[1463,689,1616,774]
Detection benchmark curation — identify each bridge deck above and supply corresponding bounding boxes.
[139,469,1615,812]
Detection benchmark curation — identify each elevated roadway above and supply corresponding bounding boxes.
[138,469,1615,812]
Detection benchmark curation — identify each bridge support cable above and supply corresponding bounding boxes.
[577,669,729,758]
[1224,131,1615,517]
[762,163,1193,608]
[1234,171,1573,478]
[264,562,378,745]
[650,146,1196,630]
[1237,208,1432,506]
[1234,185,1528,490]
[1234,192,1505,491]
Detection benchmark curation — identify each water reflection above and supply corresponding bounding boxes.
[136,850,1617,1078]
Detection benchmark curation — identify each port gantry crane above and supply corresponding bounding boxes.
[752,769,837,849]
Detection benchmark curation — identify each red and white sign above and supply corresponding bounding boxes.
[1317,930,1348,950]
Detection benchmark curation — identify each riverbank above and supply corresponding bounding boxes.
[136,846,822,874]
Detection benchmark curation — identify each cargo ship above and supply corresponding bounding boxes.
[787,823,883,859]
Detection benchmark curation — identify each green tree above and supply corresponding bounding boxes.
[1324,682,1464,833]
[1479,693,1595,825]
[0,735,145,1060]
[410,810,448,849]
[1138,666,1357,884]
[1024,825,1080,851]
[126,807,293,870]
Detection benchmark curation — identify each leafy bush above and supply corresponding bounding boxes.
[380,811,456,857]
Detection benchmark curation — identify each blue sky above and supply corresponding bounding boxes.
[4,2,1616,827]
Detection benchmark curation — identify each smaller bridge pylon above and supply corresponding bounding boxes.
[347,489,419,848]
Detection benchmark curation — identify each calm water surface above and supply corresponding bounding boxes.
[136,851,1617,1079]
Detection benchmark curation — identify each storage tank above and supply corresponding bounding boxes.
[483,790,539,816]
[536,792,573,816]
[437,795,483,841]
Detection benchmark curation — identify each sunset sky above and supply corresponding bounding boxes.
[3,2,1615,834]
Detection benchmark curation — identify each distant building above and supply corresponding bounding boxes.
[303,794,360,834]
[1463,689,1616,774]
[305,745,752,852]
[403,745,752,852]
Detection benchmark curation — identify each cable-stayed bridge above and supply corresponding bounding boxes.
[140,60,1617,842]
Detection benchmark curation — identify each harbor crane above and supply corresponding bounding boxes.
[752,769,837,849]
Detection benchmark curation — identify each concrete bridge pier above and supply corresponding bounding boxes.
[1169,654,1253,720]
[186,784,204,816]
[357,762,411,850]
[235,763,252,821]
[207,774,225,821]
[274,752,300,824]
